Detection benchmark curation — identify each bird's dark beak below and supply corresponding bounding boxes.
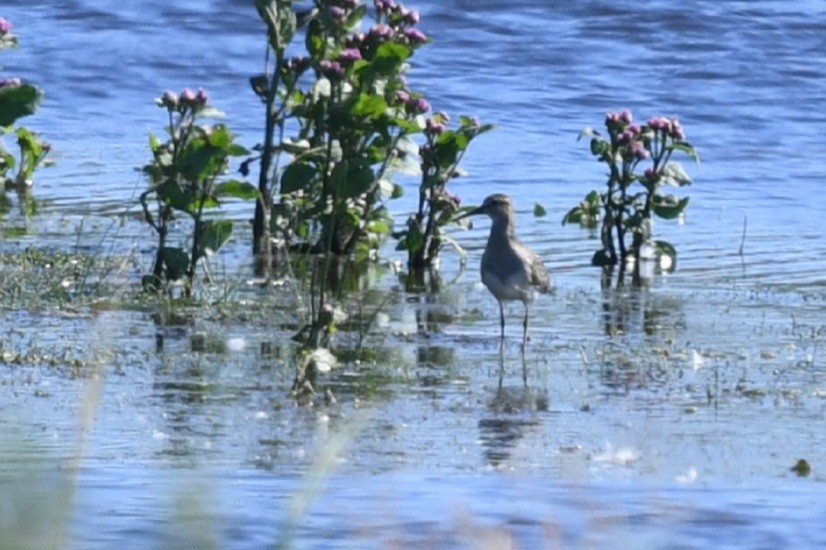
[454,205,482,222]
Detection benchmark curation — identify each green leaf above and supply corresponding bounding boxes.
[215,179,260,200]
[281,161,316,193]
[365,42,411,79]
[0,83,43,127]
[533,203,547,217]
[670,141,699,163]
[660,161,693,186]
[653,240,677,272]
[561,205,583,226]
[652,194,689,219]
[305,18,325,60]
[197,219,233,260]
[345,4,367,29]
[177,138,226,183]
[589,137,608,157]
[367,220,390,235]
[591,249,614,267]
[160,247,190,280]
[351,92,388,119]
[250,74,269,99]
[337,159,375,199]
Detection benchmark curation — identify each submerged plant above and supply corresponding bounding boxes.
[140,88,258,297]
[563,109,698,286]
[0,17,51,209]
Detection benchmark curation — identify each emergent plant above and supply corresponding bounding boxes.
[563,109,698,286]
[396,111,492,272]
[140,88,257,297]
[0,17,51,208]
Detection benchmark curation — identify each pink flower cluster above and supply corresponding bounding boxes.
[393,90,430,115]
[158,87,209,111]
[319,59,344,80]
[604,110,650,160]
[0,17,12,35]
[605,109,633,126]
[0,77,22,88]
[647,116,685,140]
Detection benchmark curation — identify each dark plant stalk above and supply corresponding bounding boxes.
[253,47,284,259]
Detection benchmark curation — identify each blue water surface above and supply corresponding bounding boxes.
[2,1,826,547]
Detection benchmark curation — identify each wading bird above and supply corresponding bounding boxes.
[461,194,552,349]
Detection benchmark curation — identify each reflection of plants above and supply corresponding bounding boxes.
[564,110,698,286]
[396,112,492,271]
[0,18,51,212]
[140,89,257,297]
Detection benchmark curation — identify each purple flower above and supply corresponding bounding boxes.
[195,87,209,105]
[158,89,178,109]
[287,55,311,74]
[403,27,428,44]
[0,77,22,88]
[0,18,12,35]
[404,9,420,25]
[425,117,445,135]
[670,119,685,140]
[368,23,395,40]
[619,109,633,124]
[647,116,670,132]
[628,140,649,160]
[374,0,396,12]
[394,90,410,104]
[329,6,346,20]
[338,48,362,63]
[319,60,345,80]
[407,97,430,114]
[180,88,196,102]
[345,32,366,49]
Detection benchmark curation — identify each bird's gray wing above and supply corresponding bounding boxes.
[528,252,552,293]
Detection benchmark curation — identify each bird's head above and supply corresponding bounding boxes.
[458,193,515,224]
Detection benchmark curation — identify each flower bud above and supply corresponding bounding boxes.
[407,97,430,114]
[337,48,362,64]
[329,6,346,20]
[195,87,209,105]
[319,60,345,80]
[403,27,428,44]
[180,88,196,103]
[0,77,22,88]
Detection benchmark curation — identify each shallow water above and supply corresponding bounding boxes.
[2,0,826,547]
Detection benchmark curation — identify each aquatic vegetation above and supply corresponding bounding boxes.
[247,0,487,267]
[140,89,258,297]
[396,112,492,274]
[0,17,51,203]
[243,0,489,389]
[564,109,698,287]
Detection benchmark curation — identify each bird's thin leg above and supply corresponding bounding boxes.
[499,301,506,342]
[521,344,528,386]
[521,305,530,351]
